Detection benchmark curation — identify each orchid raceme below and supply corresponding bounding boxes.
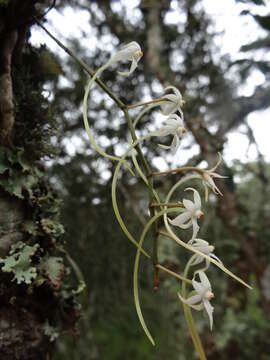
[202,153,227,201]
[190,239,222,269]
[178,271,215,330]
[82,41,143,167]
[152,114,186,154]
[108,41,143,76]
[169,187,204,243]
[160,86,184,115]
[38,25,251,360]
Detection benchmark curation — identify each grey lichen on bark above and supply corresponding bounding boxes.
[0,189,25,256]
[0,29,18,145]
[0,2,81,359]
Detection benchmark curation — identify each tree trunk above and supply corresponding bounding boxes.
[0,2,78,358]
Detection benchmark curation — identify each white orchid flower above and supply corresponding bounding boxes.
[169,188,203,243]
[202,153,227,201]
[109,41,143,76]
[178,271,214,330]
[190,239,222,270]
[152,114,186,154]
[160,86,184,115]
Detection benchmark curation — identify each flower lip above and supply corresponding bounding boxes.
[205,290,215,300]
[195,210,204,219]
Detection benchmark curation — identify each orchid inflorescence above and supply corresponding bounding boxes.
[82,41,251,358]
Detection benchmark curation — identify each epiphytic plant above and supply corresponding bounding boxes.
[37,24,251,358]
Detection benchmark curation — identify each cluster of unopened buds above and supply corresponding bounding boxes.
[82,41,251,355]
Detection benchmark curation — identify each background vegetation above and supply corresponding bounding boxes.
[26,0,270,358]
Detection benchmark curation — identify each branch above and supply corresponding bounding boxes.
[241,36,270,51]
[217,84,270,136]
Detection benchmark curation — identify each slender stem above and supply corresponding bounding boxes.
[150,202,184,208]
[133,207,181,345]
[152,167,204,177]
[131,152,160,202]
[156,264,192,285]
[127,97,167,109]
[35,18,126,110]
[123,109,151,175]
[123,109,159,287]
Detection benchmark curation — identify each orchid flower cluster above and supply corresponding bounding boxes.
[82,41,251,358]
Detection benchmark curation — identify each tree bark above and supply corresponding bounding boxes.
[0,2,77,358]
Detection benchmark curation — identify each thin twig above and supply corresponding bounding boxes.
[127,98,166,109]
[150,202,183,208]
[156,264,192,285]
[151,166,204,177]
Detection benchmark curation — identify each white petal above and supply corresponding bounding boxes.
[204,182,209,202]
[129,57,138,74]
[190,218,200,243]
[169,212,192,228]
[210,253,223,264]
[184,188,201,209]
[154,125,176,137]
[165,85,182,98]
[185,294,202,305]
[193,239,209,247]
[178,293,204,311]
[211,172,227,179]
[171,134,180,154]
[203,299,214,330]
[164,118,180,128]
[166,114,183,125]
[189,303,204,311]
[118,58,137,76]
[204,173,216,187]
[198,271,211,290]
[183,199,195,212]
[190,255,204,266]
[160,100,177,115]
[193,189,201,208]
[158,143,170,150]
[192,279,205,294]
